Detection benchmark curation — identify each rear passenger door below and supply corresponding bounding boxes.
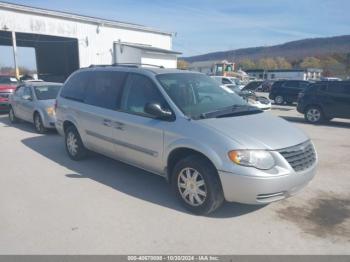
[116,73,169,174]
[283,81,300,102]
[79,71,127,158]
[326,82,350,118]
[20,86,35,122]
[11,86,24,119]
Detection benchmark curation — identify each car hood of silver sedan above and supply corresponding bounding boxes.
[198,112,308,150]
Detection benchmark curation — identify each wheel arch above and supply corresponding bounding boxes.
[166,145,222,183]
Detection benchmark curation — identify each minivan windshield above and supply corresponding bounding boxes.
[34,85,61,100]
[156,73,258,119]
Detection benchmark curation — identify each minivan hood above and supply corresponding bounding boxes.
[199,112,308,150]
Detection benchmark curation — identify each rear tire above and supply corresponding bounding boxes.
[171,155,224,215]
[304,106,324,124]
[8,107,18,123]
[65,125,88,161]
[274,95,284,105]
[34,113,47,134]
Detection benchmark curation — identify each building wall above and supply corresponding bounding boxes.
[0,9,173,67]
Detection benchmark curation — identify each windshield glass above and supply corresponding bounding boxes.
[34,85,61,100]
[156,73,247,119]
[0,76,18,85]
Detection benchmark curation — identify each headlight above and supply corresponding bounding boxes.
[228,150,275,170]
[46,106,55,116]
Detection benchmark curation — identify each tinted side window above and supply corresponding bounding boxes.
[299,82,309,89]
[329,82,347,94]
[314,82,328,92]
[85,71,127,110]
[61,72,90,101]
[15,86,24,96]
[23,87,33,98]
[284,81,298,88]
[121,74,167,116]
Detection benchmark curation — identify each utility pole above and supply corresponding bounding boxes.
[11,31,19,79]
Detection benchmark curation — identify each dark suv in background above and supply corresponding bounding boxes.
[269,80,310,105]
[297,81,350,124]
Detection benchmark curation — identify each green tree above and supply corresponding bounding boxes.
[177,60,189,70]
[300,57,321,68]
[275,57,292,69]
[257,58,278,70]
[237,59,256,70]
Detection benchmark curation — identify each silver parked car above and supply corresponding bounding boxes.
[8,82,62,133]
[55,65,317,215]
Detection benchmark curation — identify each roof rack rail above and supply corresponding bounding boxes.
[88,63,165,69]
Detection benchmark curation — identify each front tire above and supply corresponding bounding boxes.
[171,155,224,215]
[274,95,284,105]
[34,113,47,134]
[9,107,18,123]
[65,126,88,161]
[304,106,324,124]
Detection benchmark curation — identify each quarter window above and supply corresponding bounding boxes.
[60,72,90,101]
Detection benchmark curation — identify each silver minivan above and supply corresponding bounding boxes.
[55,65,317,215]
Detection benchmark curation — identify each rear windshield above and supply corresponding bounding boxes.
[34,85,61,100]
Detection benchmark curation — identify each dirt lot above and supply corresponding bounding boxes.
[0,104,349,254]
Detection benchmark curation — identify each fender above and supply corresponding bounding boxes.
[164,137,224,173]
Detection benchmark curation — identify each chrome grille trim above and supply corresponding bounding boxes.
[278,141,316,172]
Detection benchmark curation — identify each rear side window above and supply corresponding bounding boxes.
[284,81,298,88]
[314,82,328,92]
[61,72,90,101]
[328,82,348,94]
[85,71,127,110]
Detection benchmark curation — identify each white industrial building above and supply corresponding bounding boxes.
[245,68,323,81]
[0,2,180,82]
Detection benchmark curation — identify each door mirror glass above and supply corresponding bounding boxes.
[144,103,173,120]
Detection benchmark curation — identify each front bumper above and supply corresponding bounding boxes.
[42,114,57,129]
[218,163,317,204]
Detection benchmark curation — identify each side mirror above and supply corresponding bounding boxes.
[22,95,32,101]
[144,103,174,121]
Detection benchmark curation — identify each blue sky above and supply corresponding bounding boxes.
[1,0,350,69]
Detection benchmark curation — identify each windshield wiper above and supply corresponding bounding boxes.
[199,105,262,119]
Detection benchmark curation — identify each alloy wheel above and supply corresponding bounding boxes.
[9,109,14,122]
[66,132,78,156]
[306,108,321,122]
[177,167,207,206]
[35,115,42,132]
[275,96,284,104]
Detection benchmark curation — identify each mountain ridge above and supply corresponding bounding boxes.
[182,35,350,63]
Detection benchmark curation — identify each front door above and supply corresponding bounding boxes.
[116,73,169,175]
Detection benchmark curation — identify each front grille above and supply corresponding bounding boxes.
[279,141,316,172]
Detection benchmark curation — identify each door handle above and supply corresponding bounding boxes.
[113,121,125,130]
[103,119,112,127]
